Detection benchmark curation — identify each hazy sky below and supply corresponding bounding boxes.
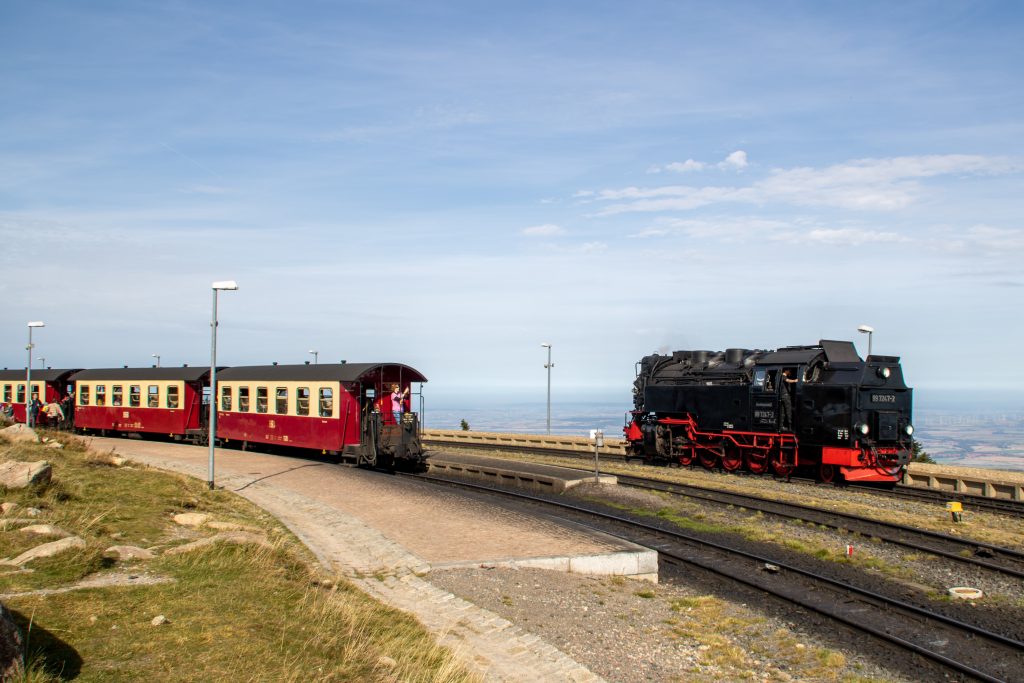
[2,1,1022,397]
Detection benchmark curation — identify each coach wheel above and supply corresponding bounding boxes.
[746,450,769,474]
[819,464,837,484]
[678,447,695,467]
[698,449,717,470]
[721,443,742,472]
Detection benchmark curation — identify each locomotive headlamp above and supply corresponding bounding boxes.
[905,424,914,436]
[857,422,870,436]
[877,367,891,379]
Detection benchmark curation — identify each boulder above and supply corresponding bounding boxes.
[1,424,39,444]
[45,441,64,450]
[0,461,52,490]
[104,545,156,561]
[2,536,86,567]
[0,502,18,515]
[18,524,71,538]
[172,512,210,528]
[151,615,170,626]
[164,531,272,556]
[0,602,24,681]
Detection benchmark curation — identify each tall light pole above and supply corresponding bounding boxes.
[37,357,45,369]
[26,322,45,428]
[152,353,161,368]
[209,280,238,490]
[308,349,318,365]
[857,325,874,357]
[541,343,553,435]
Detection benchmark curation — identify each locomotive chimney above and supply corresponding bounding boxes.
[726,348,746,365]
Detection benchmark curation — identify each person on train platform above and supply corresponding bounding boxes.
[390,384,409,424]
[29,395,43,426]
[0,402,14,421]
[45,398,65,428]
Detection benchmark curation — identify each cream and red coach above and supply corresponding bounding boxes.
[0,368,80,423]
[215,363,427,469]
[70,367,210,439]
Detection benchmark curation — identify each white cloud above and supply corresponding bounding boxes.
[521,223,565,237]
[665,159,706,173]
[592,154,1019,215]
[719,150,748,170]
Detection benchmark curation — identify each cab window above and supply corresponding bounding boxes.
[319,388,334,417]
[96,385,107,406]
[297,387,310,416]
[238,386,250,412]
[256,387,268,414]
[129,385,141,407]
[166,385,179,409]
[148,385,159,408]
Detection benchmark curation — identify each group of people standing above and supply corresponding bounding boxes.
[0,393,73,429]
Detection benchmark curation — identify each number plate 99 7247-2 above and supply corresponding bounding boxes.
[871,393,896,403]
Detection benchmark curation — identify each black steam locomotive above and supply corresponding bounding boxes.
[623,340,913,483]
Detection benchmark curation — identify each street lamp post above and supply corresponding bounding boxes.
[26,322,45,428]
[541,343,553,435]
[152,353,161,368]
[37,357,45,369]
[209,280,238,490]
[308,349,318,365]
[857,325,874,357]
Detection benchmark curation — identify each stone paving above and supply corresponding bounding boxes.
[83,437,605,682]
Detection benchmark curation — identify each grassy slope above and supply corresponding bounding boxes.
[0,434,475,682]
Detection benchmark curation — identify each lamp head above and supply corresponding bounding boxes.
[28,321,45,328]
[212,280,239,290]
[540,343,551,348]
[857,325,874,334]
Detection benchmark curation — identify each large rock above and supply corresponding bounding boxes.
[1,424,39,444]
[172,513,210,528]
[2,536,85,567]
[104,545,156,561]
[0,602,24,681]
[18,524,71,538]
[164,531,272,556]
[0,461,52,490]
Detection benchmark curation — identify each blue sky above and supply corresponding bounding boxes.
[2,1,1023,400]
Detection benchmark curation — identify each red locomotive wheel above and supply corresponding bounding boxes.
[721,444,742,471]
[819,464,837,484]
[698,449,718,469]
[678,447,696,467]
[771,456,795,478]
[745,451,769,474]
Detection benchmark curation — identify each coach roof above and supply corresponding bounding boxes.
[0,369,83,382]
[69,367,213,382]
[217,363,428,383]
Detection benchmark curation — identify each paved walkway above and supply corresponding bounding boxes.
[85,437,605,682]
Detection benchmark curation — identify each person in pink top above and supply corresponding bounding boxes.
[390,384,409,424]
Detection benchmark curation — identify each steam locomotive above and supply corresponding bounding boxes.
[623,340,913,483]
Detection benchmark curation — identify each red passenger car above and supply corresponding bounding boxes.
[215,363,427,469]
[0,369,79,424]
[70,367,211,439]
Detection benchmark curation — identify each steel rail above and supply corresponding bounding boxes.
[609,473,1024,580]
[408,472,1022,682]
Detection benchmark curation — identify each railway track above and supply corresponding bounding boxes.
[424,439,1024,518]
[409,471,1024,683]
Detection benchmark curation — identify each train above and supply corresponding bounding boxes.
[623,340,913,483]
[0,362,428,471]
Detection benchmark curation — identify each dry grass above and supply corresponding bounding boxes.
[1,433,476,682]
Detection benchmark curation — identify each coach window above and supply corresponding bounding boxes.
[296,387,310,416]
[129,385,141,407]
[221,386,232,411]
[112,386,123,407]
[275,387,288,414]
[166,385,179,409]
[17,384,26,403]
[256,387,268,414]
[96,385,107,406]
[79,385,90,406]
[2,385,10,403]
[148,385,159,408]
[238,387,250,412]
[319,388,334,417]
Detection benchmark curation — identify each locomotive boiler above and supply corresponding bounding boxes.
[623,340,913,483]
